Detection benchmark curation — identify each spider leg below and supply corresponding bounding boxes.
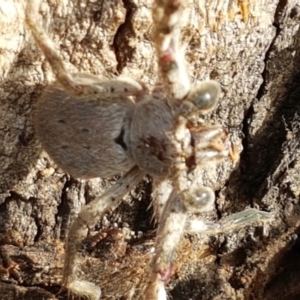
[62,166,145,300]
[146,186,215,299]
[146,189,187,300]
[151,179,172,223]
[186,208,275,234]
[152,0,190,99]
[25,0,145,98]
[25,0,82,95]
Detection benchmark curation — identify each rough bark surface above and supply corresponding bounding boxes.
[1,0,300,299]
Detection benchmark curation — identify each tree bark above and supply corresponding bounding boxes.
[1,0,300,299]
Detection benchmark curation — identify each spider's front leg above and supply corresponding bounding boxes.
[146,185,216,299]
[63,166,145,300]
[152,0,190,99]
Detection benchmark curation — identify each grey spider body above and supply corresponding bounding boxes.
[132,96,181,178]
[25,0,274,299]
[37,75,219,181]
[36,80,177,180]
[35,76,136,179]
[36,80,178,181]
[35,74,223,183]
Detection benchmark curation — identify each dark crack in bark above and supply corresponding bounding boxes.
[113,0,138,73]
[55,177,75,240]
[232,0,300,204]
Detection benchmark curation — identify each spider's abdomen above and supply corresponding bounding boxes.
[35,84,135,178]
[131,98,176,177]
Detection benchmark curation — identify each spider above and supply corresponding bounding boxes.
[25,0,274,299]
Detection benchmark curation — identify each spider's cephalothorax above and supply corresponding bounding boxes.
[25,0,274,299]
[131,80,227,179]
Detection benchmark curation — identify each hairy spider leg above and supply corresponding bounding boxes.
[146,185,216,299]
[63,166,145,300]
[152,0,191,100]
[25,0,144,98]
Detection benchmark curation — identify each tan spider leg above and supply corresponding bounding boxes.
[146,190,188,299]
[151,179,172,222]
[25,1,145,98]
[152,0,191,99]
[147,183,217,299]
[25,1,82,96]
[63,166,145,300]
[186,208,275,233]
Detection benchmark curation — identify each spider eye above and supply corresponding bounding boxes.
[187,80,221,113]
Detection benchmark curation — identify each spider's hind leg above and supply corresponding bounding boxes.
[25,0,145,98]
[62,167,145,300]
[186,208,275,234]
[25,0,82,96]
